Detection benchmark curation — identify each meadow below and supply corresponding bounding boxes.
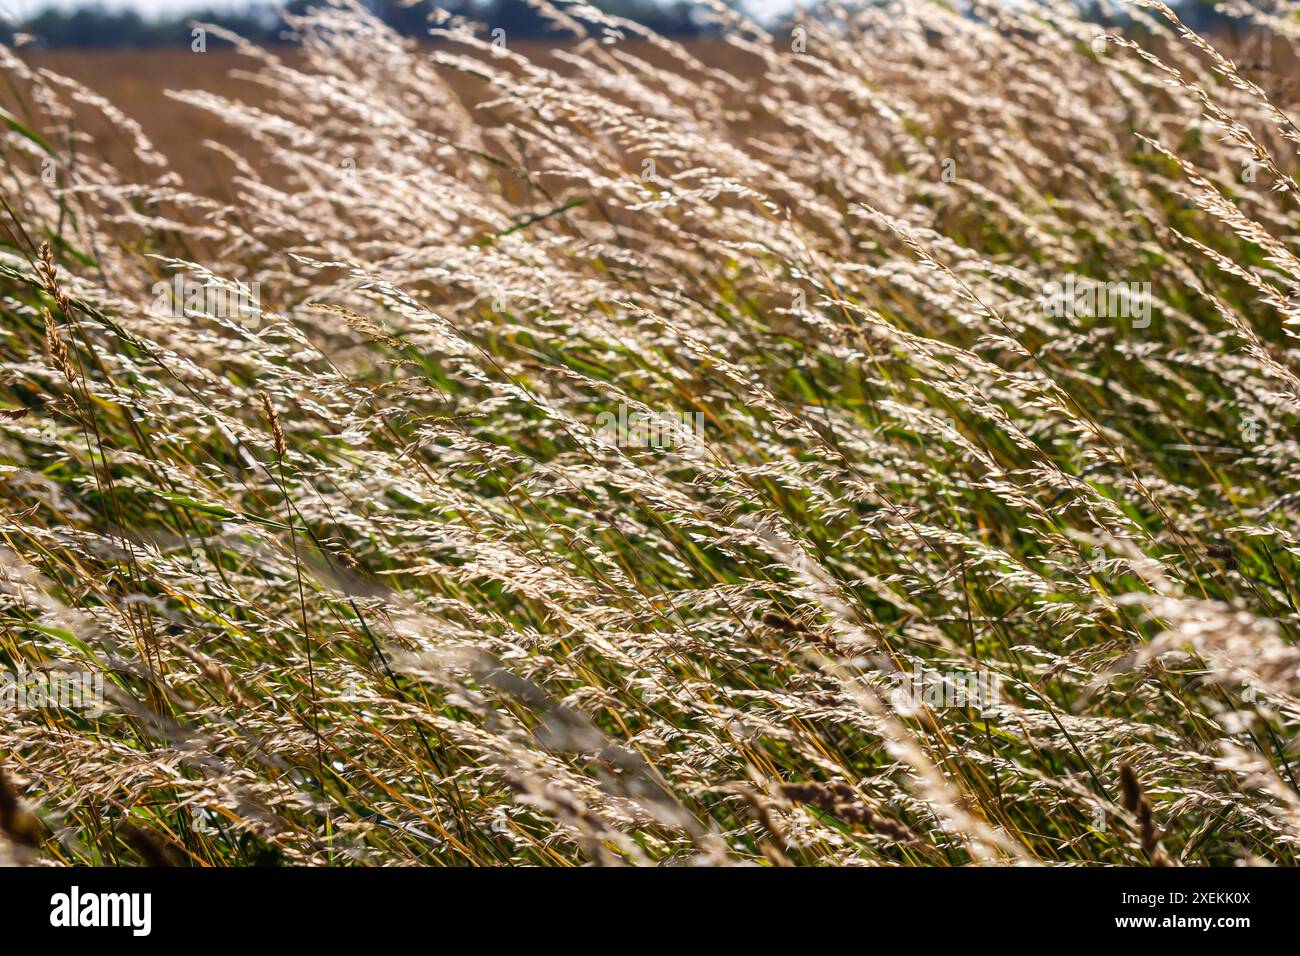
[1,0,1299,866]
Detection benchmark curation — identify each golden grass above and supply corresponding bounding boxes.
[0,0,1299,866]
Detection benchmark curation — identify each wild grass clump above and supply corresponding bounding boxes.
[1,0,1299,865]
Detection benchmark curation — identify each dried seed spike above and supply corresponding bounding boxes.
[781,781,921,847]
[36,242,71,315]
[121,825,176,867]
[42,308,76,380]
[0,764,42,848]
[1119,764,1173,866]
[260,391,286,457]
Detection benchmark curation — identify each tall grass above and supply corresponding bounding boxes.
[1,0,1299,866]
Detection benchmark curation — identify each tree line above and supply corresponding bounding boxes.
[1,0,715,48]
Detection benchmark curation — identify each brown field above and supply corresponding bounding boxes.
[13,30,1298,194]
[13,42,759,193]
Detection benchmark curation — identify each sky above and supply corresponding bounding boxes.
[2,0,263,18]
[0,0,795,27]
[1,0,797,25]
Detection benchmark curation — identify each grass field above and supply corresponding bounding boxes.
[1,0,1300,867]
